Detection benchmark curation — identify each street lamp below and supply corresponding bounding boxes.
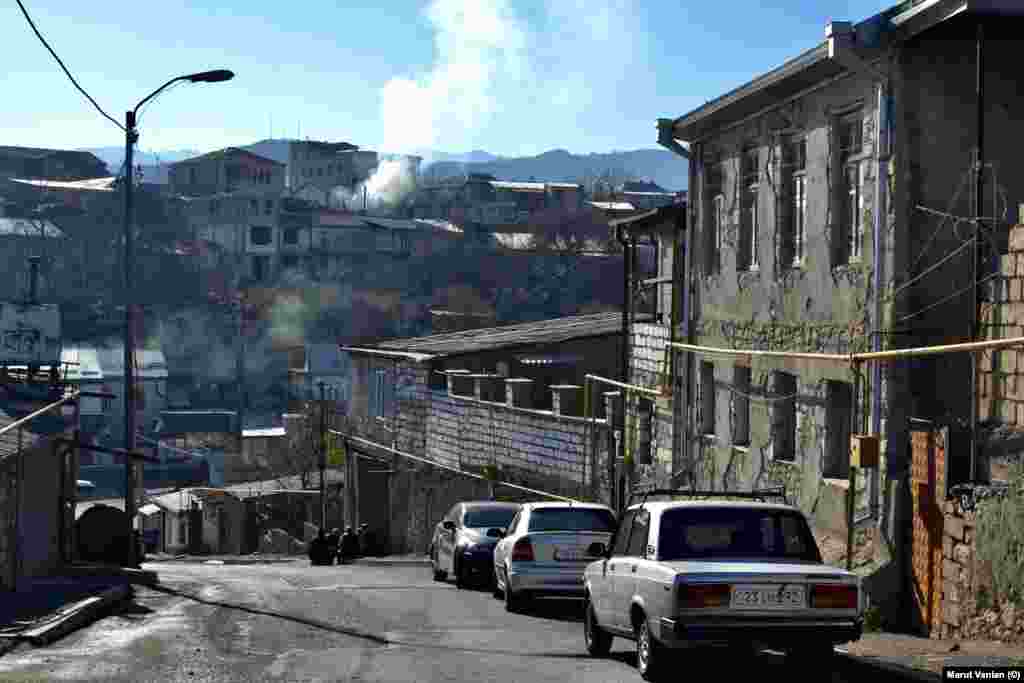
[122,69,234,567]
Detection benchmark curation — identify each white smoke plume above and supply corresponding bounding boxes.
[379,0,638,157]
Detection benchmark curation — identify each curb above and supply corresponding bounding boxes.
[836,652,942,682]
[63,565,158,586]
[352,557,431,567]
[17,584,134,647]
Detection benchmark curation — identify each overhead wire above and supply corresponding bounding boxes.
[14,0,124,132]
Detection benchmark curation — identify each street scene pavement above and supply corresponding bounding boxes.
[0,560,917,683]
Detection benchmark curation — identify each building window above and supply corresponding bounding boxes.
[283,228,298,245]
[188,167,197,184]
[251,254,270,282]
[824,380,853,478]
[280,253,299,269]
[703,162,724,274]
[771,372,797,461]
[740,145,759,271]
[250,226,271,245]
[835,110,865,265]
[317,167,324,177]
[249,199,259,214]
[370,369,395,419]
[264,199,274,216]
[699,361,715,436]
[779,135,806,267]
[732,365,751,446]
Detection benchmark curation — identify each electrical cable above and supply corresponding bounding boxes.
[895,271,1001,324]
[14,0,124,132]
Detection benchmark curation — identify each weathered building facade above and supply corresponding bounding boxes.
[658,0,1024,615]
[343,312,629,553]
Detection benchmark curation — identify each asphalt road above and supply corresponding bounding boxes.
[0,561,906,682]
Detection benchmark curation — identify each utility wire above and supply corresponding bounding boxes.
[14,0,125,132]
[896,271,1001,324]
[884,236,975,304]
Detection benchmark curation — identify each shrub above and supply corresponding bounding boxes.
[975,462,1024,605]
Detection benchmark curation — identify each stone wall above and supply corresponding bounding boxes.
[939,490,1024,643]
[979,224,1024,429]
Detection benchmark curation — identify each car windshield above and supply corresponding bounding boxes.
[462,507,518,529]
[527,508,616,532]
[657,507,822,562]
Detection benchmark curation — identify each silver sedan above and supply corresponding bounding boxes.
[492,502,616,612]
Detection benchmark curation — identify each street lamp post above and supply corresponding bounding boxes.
[122,69,234,566]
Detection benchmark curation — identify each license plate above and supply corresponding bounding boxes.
[730,584,806,609]
[554,547,591,561]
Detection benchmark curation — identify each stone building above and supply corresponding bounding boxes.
[342,312,631,553]
[657,0,1024,616]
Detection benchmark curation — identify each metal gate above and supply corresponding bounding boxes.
[909,420,947,636]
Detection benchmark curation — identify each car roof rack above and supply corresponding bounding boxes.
[628,486,788,508]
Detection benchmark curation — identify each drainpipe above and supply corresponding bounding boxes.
[616,224,631,509]
[871,75,891,521]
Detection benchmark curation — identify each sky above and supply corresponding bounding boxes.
[4,0,895,158]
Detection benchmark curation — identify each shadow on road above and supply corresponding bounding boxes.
[519,598,584,623]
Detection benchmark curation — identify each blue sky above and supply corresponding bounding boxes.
[5,0,894,158]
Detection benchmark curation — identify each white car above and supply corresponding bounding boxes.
[492,502,616,612]
[582,489,864,681]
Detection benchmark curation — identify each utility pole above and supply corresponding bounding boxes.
[318,380,327,529]
[123,109,138,567]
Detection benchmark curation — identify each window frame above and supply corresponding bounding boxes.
[740,146,759,271]
[610,509,636,557]
[833,109,868,266]
[283,227,299,246]
[699,361,716,437]
[779,135,807,268]
[625,508,651,558]
[249,225,272,246]
[824,380,853,479]
[732,364,751,447]
[771,371,798,462]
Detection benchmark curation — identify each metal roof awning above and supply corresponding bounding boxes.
[138,503,161,516]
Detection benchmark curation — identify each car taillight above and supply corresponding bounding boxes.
[810,584,858,609]
[510,538,534,562]
[678,583,731,609]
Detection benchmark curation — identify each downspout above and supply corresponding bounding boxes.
[657,119,694,488]
[871,72,892,520]
[616,224,631,508]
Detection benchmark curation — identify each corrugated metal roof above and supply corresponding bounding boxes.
[9,177,117,192]
[344,311,637,360]
[0,217,65,238]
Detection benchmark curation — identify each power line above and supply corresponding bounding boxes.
[896,271,1001,324]
[14,0,125,132]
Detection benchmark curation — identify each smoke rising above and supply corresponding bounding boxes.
[379,0,638,156]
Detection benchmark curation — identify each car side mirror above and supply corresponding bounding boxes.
[442,521,456,531]
[486,528,504,538]
[587,542,606,557]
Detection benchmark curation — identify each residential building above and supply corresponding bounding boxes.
[288,342,350,406]
[241,139,368,196]
[409,174,585,228]
[343,311,635,553]
[168,147,285,197]
[657,0,1024,612]
[0,146,108,181]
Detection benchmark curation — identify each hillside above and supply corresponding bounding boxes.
[420,148,688,191]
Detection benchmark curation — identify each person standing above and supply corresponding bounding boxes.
[339,526,359,564]
[308,528,330,566]
[326,528,341,565]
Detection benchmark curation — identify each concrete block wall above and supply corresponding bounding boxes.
[980,224,1024,427]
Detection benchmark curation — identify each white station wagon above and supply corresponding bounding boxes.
[582,489,864,681]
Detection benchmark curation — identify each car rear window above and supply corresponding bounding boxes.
[657,507,822,562]
[527,508,616,532]
[462,507,518,529]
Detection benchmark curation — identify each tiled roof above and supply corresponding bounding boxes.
[173,147,284,167]
[344,311,638,360]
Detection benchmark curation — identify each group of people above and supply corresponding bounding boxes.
[308,524,370,566]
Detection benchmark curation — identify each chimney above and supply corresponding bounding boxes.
[27,256,40,304]
[505,378,534,408]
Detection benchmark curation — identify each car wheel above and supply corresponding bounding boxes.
[492,567,503,598]
[432,548,447,582]
[583,597,613,657]
[636,615,667,681]
[504,570,524,612]
[454,555,466,589]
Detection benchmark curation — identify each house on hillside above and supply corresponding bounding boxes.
[343,311,636,553]
[656,0,1024,618]
[0,146,108,181]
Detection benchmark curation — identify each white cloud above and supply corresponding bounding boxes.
[379,0,641,154]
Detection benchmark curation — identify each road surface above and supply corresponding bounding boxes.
[0,560,905,682]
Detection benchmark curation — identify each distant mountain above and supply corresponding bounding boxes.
[78,147,200,172]
[419,148,688,192]
[411,149,501,165]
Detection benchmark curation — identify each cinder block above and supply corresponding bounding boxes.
[1009,226,1024,252]
[943,533,953,559]
[945,515,965,541]
[943,601,961,626]
[1012,279,1022,302]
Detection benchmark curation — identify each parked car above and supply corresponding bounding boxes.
[582,489,864,681]
[429,501,521,588]
[492,502,616,612]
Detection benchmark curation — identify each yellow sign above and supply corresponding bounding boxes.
[327,440,346,466]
